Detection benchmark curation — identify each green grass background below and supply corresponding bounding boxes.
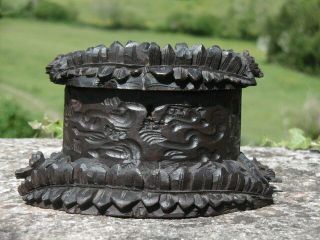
[10,0,286,28]
[1,18,320,144]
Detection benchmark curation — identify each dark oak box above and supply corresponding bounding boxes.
[15,42,275,218]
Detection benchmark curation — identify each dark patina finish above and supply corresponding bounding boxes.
[15,41,276,218]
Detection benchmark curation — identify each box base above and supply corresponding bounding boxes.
[16,151,276,218]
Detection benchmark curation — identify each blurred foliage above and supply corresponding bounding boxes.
[265,0,320,75]
[288,97,320,140]
[153,0,273,40]
[0,95,62,138]
[159,12,221,36]
[219,0,269,40]
[0,0,282,40]
[0,0,20,16]
[33,0,77,22]
[261,128,320,151]
[29,116,63,138]
[0,96,35,138]
[0,0,77,22]
[93,0,146,30]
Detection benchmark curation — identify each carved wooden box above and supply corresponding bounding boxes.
[16,42,276,218]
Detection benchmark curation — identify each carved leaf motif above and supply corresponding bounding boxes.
[91,46,101,63]
[105,164,122,186]
[161,44,175,65]
[187,68,202,82]
[33,189,45,203]
[49,187,65,205]
[124,76,144,89]
[194,194,209,209]
[136,42,150,64]
[124,41,139,64]
[112,67,130,81]
[244,176,252,192]
[41,188,51,204]
[208,45,222,69]
[159,194,176,212]
[76,188,96,207]
[111,190,140,210]
[47,163,60,185]
[139,129,167,145]
[117,167,144,189]
[227,56,242,73]
[220,51,233,71]
[170,167,186,190]
[15,166,33,179]
[144,169,160,189]
[191,44,206,66]
[164,150,186,160]
[175,43,192,65]
[62,188,79,208]
[149,66,173,78]
[192,168,212,190]
[173,67,188,80]
[208,193,223,207]
[141,192,160,207]
[178,194,194,210]
[98,66,115,79]
[98,46,108,62]
[72,51,83,65]
[148,42,161,65]
[202,70,213,83]
[159,170,170,190]
[84,67,99,77]
[92,189,112,209]
[108,41,124,63]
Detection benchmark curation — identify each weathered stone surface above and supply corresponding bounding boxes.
[0,139,319,240]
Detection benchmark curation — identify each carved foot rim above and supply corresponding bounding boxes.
[16,151,276,218]
[20,186,272,218]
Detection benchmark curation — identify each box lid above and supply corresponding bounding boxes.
[46,41,263,91]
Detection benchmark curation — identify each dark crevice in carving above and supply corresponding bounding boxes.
[146,104,155,118]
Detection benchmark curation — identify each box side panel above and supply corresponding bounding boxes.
[63,87,241,163]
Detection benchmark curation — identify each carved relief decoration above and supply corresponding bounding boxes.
[63,97,235,165]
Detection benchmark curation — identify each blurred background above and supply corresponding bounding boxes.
[0,0,319,148]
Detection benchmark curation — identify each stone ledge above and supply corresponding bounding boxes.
[0,139,319,240]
